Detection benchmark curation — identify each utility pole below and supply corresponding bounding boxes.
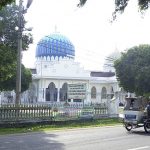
[16,0,23,105]
[15,0,33,105]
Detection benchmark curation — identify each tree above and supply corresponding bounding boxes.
[21,65,32,92]
[114,44,150,96]
[0,4,32,55]
[0,0,14,9]
[0,65,32,92]
[112,0,150,20]
[77,0,150,20]
[0,4,33,91]
[0,45,16,82]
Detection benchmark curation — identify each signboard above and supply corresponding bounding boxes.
[68,83,86,99]
[80,106,94,119]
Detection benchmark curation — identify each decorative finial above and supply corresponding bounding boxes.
[54,25,57,33]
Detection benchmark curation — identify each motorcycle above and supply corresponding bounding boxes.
[123,97,150,133]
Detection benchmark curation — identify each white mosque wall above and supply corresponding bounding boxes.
[25,55,123,116]
[35,58,90,78]
[33,75,119,104]
[25,75,122,116]
[88,82,120,115]
[35,78,90,103]
[0,78,121,117]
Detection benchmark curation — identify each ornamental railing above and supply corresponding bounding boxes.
[0,105,53,122]
[0,103,108,123]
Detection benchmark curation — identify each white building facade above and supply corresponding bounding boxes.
[1,32,126,115]
[26,33,125,109]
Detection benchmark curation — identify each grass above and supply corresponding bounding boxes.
[0,118,122,135]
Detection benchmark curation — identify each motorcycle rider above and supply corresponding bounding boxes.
[146,101,150,119]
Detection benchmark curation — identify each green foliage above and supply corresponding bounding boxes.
[138,0,150,10]
[0,4,33,91]
[112,0,130,20]
[0,4,33,53]
[112,0,150,20]
[21,66,32,92]
[78,0,150,10]
[0,0,14,9]
[77,0,87,7]
[114,44,150,96]
[78,0,150,20]
[0,45,16,82]
[0,64,32,92]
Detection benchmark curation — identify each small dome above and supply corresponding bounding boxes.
[36,33,75,59]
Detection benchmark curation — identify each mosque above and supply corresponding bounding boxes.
[0,32,126,115]
[25,32,125,104]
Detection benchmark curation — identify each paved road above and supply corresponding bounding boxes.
[0,125,150,150]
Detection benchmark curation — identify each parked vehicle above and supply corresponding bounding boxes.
[123,97,150,133]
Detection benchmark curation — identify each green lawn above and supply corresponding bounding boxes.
[0,118,122,135]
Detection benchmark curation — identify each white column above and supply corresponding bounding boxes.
[43,88,45,101]
[57,88,60,102]
[87,90,90,103]
[86,81,91,103]
[57,80,60,102]
[38,79,45,102]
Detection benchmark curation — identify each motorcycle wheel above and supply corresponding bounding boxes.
[144,121,150,133]
[124,123,133,131]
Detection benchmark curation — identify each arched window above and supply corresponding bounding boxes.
[91,86,96,99]
[101,87,107,99]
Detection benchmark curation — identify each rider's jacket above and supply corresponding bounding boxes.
[147,104,150,118]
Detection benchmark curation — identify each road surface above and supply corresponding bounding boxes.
[0,125,150,150]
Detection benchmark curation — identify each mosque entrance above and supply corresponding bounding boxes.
[46,82,57,102]
[59,83,68,102]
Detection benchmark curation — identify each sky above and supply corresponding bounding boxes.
[22,0,150,71]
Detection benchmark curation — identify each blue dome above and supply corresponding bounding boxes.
[36,33,75,58]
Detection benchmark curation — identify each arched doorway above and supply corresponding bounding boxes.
[59,83,68,102]
[46,82,57,102]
